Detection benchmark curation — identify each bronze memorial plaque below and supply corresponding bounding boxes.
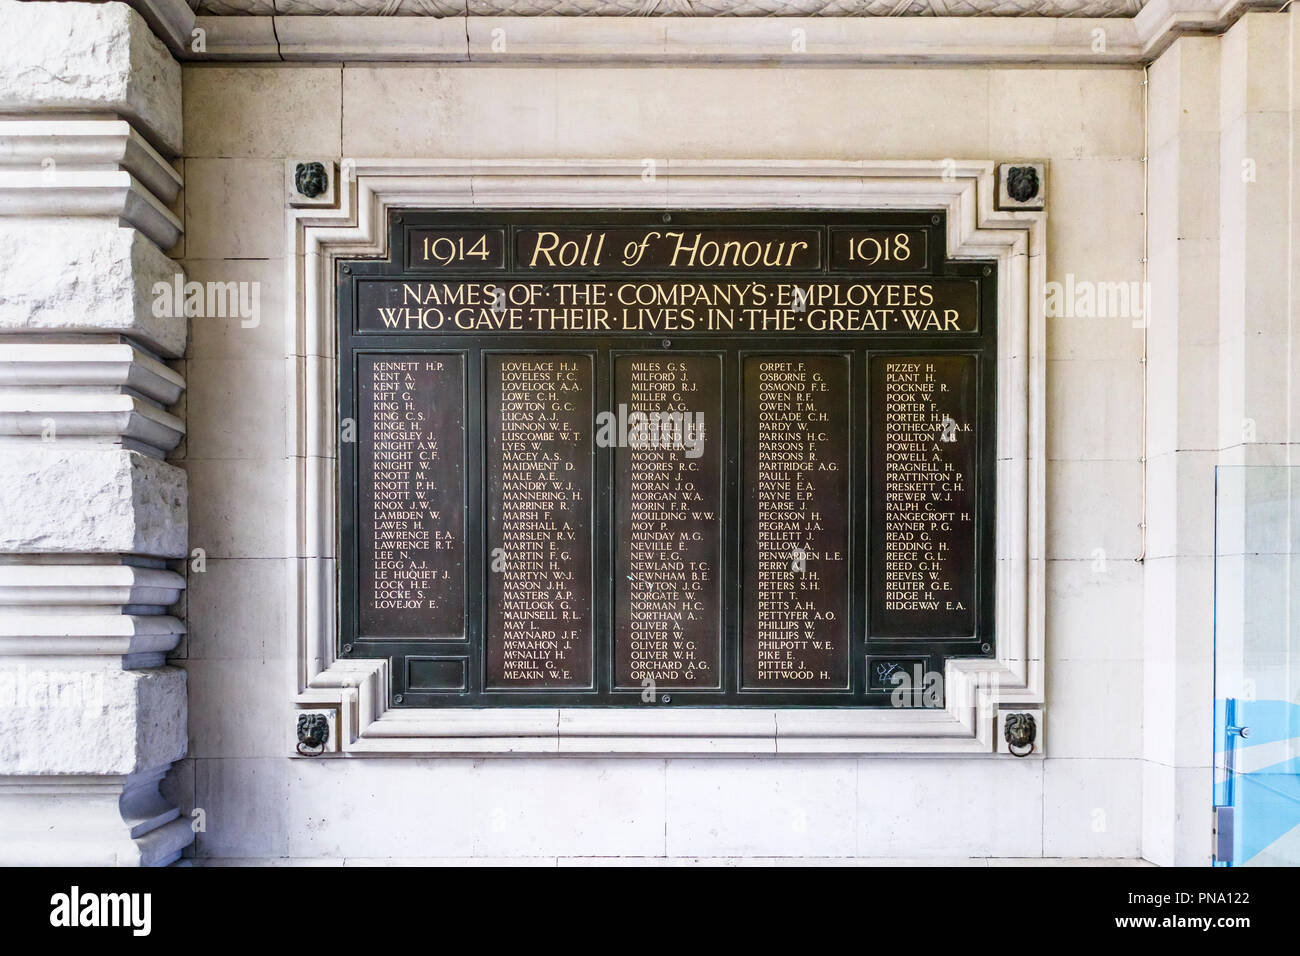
[338,211,995,707]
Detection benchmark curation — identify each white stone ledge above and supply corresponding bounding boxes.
[0,666,187,775]
[0,224,186,357]
[0,1,183,157]
[192,13,281,59]
[0,447,187,558]
[0,394,186,455]
[127,0,198,57]
[0,340,186,406]
[0,118,183,207]
[0,169,183,252]
[1134,0,1283,58]
[0,563,185,609]
[0,613,183,663]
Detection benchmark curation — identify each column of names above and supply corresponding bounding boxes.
[742,355,851,690]
[613,354,723,690]
[358,354,465,638]
[871,354,977,637]
[485,354,594,689]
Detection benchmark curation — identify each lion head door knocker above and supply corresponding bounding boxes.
[294,161,329,200]
[1005,165,1040,204]
[1003,713,1037,757]
[296,713,329,755]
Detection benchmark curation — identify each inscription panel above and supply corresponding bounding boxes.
[613,354,724,690]
[357,353,465,639]
[871,355,978,638]
[742,355,851,690]
[339,211,995,708]
[485,353,594,690]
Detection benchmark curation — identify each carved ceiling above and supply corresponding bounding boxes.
[194,0,1148,17]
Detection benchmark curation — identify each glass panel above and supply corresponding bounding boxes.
[1213,465,1300,866]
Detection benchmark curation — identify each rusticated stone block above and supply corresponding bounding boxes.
[0,222,186,358]
[0,1,182,156]
[0,447,187,558]
[0,664,186,775]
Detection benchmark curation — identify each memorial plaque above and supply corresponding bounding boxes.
[742,355,851,690]
[338,210,995,708]
[485,353,594,689]
[870,354,978,637]
[357,353,465,639]
[613,353,723,690]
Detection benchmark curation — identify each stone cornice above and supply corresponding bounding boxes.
[185,0,1285,63]
[199,0,1147,15]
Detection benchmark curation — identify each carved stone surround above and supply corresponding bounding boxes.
[288,159,1045,757]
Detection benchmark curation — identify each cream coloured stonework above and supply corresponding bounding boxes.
[173,57,1147,860]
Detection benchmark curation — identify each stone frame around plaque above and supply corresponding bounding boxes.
[287,159,1046,756]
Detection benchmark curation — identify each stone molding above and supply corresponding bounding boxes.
[0,119,182,210]
[287,158,1045,756]
[0,769,193,866]
[126,0,200,55]
[0,117,185,252]
[0,341,186,405]
[0,340,187,455]
[0,176,182,254]
[0,562,186,609]
[185,0,1282,62]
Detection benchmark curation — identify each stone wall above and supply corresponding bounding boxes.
[5,0,1291,866]
[172,59,1147,862]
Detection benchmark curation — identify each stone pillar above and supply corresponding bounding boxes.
[0,0,191,865]
[1143,9,1296,865]
[1144,32,1222,868]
